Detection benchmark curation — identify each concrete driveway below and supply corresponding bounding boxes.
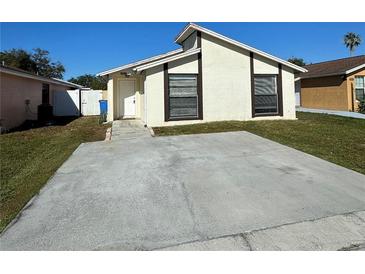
[1,126,365,250]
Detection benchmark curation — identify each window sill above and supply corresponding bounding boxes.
[167,116,202,122]
[253,113,281,118]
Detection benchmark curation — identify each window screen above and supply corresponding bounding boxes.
[169,74,198,119]
[355,76,365,101]
[254,75,278,114]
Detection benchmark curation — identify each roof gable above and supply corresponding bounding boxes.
[97,23,307,76]
[175,23,307,73]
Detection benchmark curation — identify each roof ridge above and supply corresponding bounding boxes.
[305,55,365,67]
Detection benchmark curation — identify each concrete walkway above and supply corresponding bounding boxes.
[1,131,364,250]
[297,107,365,119]
[111,119,151,140]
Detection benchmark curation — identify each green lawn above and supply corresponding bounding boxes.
[0,117,108,232]
[154,112,365,175]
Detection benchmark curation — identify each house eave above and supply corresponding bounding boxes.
[345,63,365,75]
[134,48,201,72]
[96,48,184,77]
[0,66,82,88]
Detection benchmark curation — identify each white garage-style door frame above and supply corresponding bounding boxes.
[117,79,136,119]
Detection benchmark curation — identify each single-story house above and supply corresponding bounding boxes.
[0,65,82,131]
[97,23,307,127]
[296,55,365,111]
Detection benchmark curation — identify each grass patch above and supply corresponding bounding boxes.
[0,117,108,232]
[154,112,365,175]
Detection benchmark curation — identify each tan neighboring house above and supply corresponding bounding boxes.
[0,65,82,131]
[296,55,365,112]
[97,23,307,127]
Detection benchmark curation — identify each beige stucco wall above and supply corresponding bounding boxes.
[0,72,72,130]
[253,54,279,74]
[281,66,296,118]
[106,76,114,122]
[168,54,198,74]
[101,90,108,100]
[140,32,297,127]
[106,73,145,122]
[107,73,144,122]
[145,65,164,126]
[201,33,251,122]
[144,53,201,126]
[107,33,297,126]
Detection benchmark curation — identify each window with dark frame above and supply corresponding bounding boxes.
[168,74,198,119]
[253,75,278,115]
[42,83,50,105]
[355,76,365,102]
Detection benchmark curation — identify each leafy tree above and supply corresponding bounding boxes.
[288,57,306,67]
[68,74,107,90]
[0,48,65,79]
[31,48,65,79]
[0,49,36,72]
[343,32,362,56]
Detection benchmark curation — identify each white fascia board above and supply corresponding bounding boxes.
[175,23,308,73]
[51,78,83,88]
[345,64,365,75]
[0,67,80,88]
[134,48,201,72]
[96,48,183,76]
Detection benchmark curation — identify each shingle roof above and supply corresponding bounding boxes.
[299,55,365,79]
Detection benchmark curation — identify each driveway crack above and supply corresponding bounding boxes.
[179,179,205,240]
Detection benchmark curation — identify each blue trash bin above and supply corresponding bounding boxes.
[99,100,108,123]
[99,100,108,114]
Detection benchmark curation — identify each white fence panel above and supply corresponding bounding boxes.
[53,90,80,116]
[53,89,103,116]
[81,90,102,116]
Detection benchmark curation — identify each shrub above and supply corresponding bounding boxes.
[358,100,365,114]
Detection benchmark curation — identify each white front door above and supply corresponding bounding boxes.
[118,80,136,118]
[124,94,136,117]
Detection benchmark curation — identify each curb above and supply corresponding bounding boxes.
[105,127,112,141]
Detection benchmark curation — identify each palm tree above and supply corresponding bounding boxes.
[343,32,362,56]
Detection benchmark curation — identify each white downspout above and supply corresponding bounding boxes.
[143,73,147,127]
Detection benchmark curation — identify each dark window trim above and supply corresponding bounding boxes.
[163,31,203,122]
[250,52,255,118]
[164,63,169,121]
[197,31,203,119]
[277,64,283,116]
[253,75,280,117]
[165,73,200,121]
[197,30,202,48]
[254,73,279,77]
[250,53,284,118]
